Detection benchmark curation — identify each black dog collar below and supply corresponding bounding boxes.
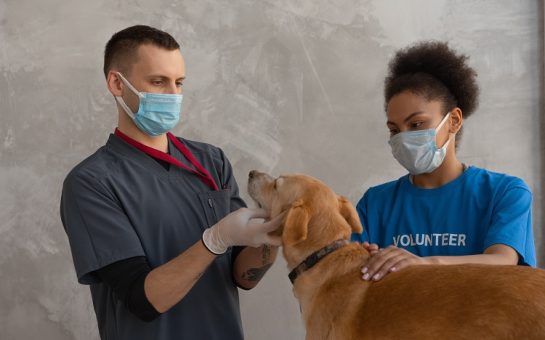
[288,239,350,284]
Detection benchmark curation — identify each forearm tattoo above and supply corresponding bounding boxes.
[241,245,273,282]
[262,245,271,264]
[242,263,273,282]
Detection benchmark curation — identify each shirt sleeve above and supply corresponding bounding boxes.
[351,190,370,243]
[484,184,536,267]
[96,256,160,322]
[60,173,146,284]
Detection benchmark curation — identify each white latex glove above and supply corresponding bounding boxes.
[202,208,283,255]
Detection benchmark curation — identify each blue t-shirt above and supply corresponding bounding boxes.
[351,166,536,266]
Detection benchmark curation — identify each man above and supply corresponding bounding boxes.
[60,25,283,340]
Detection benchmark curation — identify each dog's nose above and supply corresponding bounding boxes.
[249,170,258,179]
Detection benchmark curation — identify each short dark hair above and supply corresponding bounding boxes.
[103,25,180,78]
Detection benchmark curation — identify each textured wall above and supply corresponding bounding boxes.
[0,0,542,339]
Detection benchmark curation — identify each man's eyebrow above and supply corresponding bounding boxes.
[147,75,186,80]
[386,111,425,125]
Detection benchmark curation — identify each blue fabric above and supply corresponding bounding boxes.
[351,166,536,267]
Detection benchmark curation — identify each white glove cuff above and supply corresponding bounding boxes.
[202,227,228,255]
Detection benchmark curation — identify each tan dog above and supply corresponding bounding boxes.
[248,171,545,340]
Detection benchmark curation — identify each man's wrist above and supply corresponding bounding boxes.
[202,227,228,255]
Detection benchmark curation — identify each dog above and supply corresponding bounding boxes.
[247,170,545,340]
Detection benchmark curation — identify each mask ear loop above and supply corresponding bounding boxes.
[116,72,144,98]
[435,112,452,149]
[435,112,451,132]
[114,72,143,120]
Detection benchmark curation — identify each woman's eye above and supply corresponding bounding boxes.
[152,80,163,86]
[176,82,184,88]
[389,129,399,136]
[410,121,424,129]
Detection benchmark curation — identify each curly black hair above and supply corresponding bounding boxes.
[384,41,479,120]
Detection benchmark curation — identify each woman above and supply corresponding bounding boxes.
[351,41,536,282]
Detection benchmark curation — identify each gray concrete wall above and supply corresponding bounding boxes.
[0,0,542,339]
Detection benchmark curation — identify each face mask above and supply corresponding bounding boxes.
[115,72,183,136]
[389,112,452,175]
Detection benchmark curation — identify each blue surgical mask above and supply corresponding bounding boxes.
[115,72,183,136]
[389,113,451,175]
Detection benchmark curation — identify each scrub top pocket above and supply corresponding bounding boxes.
[197,189,231,228]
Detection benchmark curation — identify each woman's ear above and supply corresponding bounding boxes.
[450,107,463,133]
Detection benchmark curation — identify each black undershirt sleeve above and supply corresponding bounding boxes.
[231,246,245,266]
[96,256,161,322]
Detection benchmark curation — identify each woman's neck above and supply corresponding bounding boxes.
[412,152,465,189]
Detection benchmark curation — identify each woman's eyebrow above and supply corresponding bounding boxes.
[387,111,425,125]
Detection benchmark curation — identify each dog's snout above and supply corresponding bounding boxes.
[249,170,266,180]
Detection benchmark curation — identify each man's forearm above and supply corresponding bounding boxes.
[233,245,279,289]
[144,240,217,313]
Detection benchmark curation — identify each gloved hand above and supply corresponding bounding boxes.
[202,208,283,255]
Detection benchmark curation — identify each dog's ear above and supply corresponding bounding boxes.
[338,196,363,233]
[282,199,310,246]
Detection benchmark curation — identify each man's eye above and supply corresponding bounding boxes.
[389,129,399,136]
[176,82,184,88]
[152,80,163,86]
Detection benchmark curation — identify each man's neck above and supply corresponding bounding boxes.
[117,120,169,153]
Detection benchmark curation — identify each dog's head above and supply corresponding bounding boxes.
[248,170,363,266]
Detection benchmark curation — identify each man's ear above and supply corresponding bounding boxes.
[338,196,363,233]
[106,70,123,97]
[282,199,310,246]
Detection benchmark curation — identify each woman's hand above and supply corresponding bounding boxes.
[361,241,380,255]
[361,245,429,281]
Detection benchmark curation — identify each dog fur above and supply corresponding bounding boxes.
[248,171,545,340]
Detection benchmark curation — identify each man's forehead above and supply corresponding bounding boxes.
[131,44,185,77]
[136,43,182,56]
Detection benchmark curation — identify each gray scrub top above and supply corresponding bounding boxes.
[60,133,246,340]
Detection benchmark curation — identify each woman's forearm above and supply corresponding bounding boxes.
[427,244,519,266]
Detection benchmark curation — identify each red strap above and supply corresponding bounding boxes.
[114,129,219,191]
